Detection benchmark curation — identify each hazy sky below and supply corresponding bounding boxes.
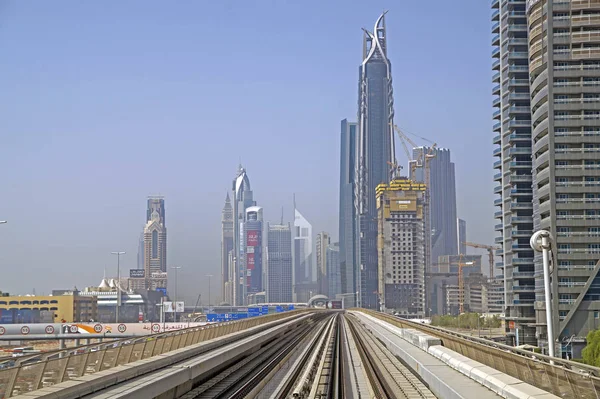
[0,1,494,303]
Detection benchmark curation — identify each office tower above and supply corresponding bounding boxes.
[376,179,428,316]
[144,196,167,290]
[526,0,600,356]
[327,242,341,299]
[136,232,144,270]
[458,219,467,255]
[243,206,263,300]
[316,232,330,296]
[294,206,313,283]
[356,12,396,309]
[339,119,358,304]
[413,147,458,262]
[492,0,536,344]
[221,193,234,303]
[267,222,293,303]
[232,165,256,305]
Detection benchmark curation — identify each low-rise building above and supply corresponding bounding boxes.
[0,292,97,323]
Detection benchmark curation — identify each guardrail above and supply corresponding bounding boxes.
[0,310,309,398]
[355,309,600,399]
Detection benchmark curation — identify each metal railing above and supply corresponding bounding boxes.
[355,309,600,399]
[0,310,308,398]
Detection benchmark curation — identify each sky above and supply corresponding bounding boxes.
[0,1,495,303]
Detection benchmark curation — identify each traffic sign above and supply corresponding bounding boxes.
[117,324,127,333]
[94,324,103,333]
[151,324,160,333]
[70,325,78,333]
[0,326,5,335]
[21,326,30,335]
[45,325,54,334]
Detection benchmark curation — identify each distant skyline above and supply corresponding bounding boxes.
[0,1,495,303]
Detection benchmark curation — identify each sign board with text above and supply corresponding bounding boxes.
[129,269,145,278]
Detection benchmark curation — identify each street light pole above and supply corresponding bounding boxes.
[0,221,7,224]
[111,251,126,323]
[531,230,556,358]
[206,274,213,307]
[171,266,182,322]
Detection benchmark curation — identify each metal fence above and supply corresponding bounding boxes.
[357,309,600,399]
[0,310,307,398]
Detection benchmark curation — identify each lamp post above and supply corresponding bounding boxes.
[111,251,126,323]
[206,274,213,307]
[530,230,556,358]
[171,266,182,322]
[0,221,7,224]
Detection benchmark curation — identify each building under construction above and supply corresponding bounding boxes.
[376,179,429,317]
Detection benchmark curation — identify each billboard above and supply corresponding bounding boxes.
[163,302,184,313]
[247,230,259,246]
[129,269,145,278]
[247,253,255,268]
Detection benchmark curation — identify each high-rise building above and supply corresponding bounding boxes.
[232,165,256,305]
[243,206,263,300]
[294,207,313,283]
[526,0,600,356]
[376,179,428,317]
[327,242,341,299]
[492,0,536,345]
[221,193,234,303]
[413,147,458,263]
[339,119,358,305]
[266,222,293,303]
[144,196,167,290]
[316,232,330,296]
[457,219,467,256]
[137,232,144,270]
[356,12,396,309]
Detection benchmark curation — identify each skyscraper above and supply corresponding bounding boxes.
[414,147,458,263]
[232,165,256,305]
[221,193,234,303]
[355,12,396,309]
[243,206,264,298]
[526,0,600,356]
[492,0,536,344]
[266,222,293,303]
[376,179,428,316]
[136,232,144,270]
[339,119,358,305]
[294,207,313,283]
[144,196,167,290]
[457,219,467,256]
[327,242,341,299]
[316,232,330,296]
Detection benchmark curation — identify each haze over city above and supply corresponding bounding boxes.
[0,0,493,302]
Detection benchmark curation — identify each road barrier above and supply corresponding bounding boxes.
[0,310,309,398]
[355,309,600,399]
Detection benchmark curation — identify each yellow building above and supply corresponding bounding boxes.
[376,179,429,317]
[0,293,97,323]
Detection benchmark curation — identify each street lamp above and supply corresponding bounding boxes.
[206,274,213,307]
[171,266,182,321]
[531,230,556,358]
[0,221,7,224]
[111,251,126,323]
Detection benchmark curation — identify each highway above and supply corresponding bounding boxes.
[1,309,594,398]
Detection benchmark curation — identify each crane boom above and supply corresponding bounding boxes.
[463,241,501,280]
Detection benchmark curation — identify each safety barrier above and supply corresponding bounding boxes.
[355,309,600,399]
[0,310,309,398]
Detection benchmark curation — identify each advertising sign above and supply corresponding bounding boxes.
[151,272,167,279]
[247,230,259,246]
[163,302,175,313]
[129,269,145,278]
[175,302,184,313]
[247,253,255,267]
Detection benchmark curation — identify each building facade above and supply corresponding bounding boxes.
[143,196,167,291]
[376,179,428,317]
[339,119,358,306]
[0,293,97,324]
[316,232,330,296]
[356,12,396,309]
[243,206,264,300]
[266,223,293,303]
[294,207,313,285]
[221,193,234,303]
[232,166,256,305]
[526,0,600,354]
[327,242,342,299]
[492,0,537,346]
[458,218,467,255]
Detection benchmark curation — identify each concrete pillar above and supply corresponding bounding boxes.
[59,340,66,350]
[75,339,80,346]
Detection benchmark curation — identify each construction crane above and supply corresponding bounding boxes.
[387,161,402,181]
[393,124,420,178]
[463,242,501,280]
[458,254,475,314]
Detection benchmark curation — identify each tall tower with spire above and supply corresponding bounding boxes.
[356,12,396,309]
[221,193,234,304]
